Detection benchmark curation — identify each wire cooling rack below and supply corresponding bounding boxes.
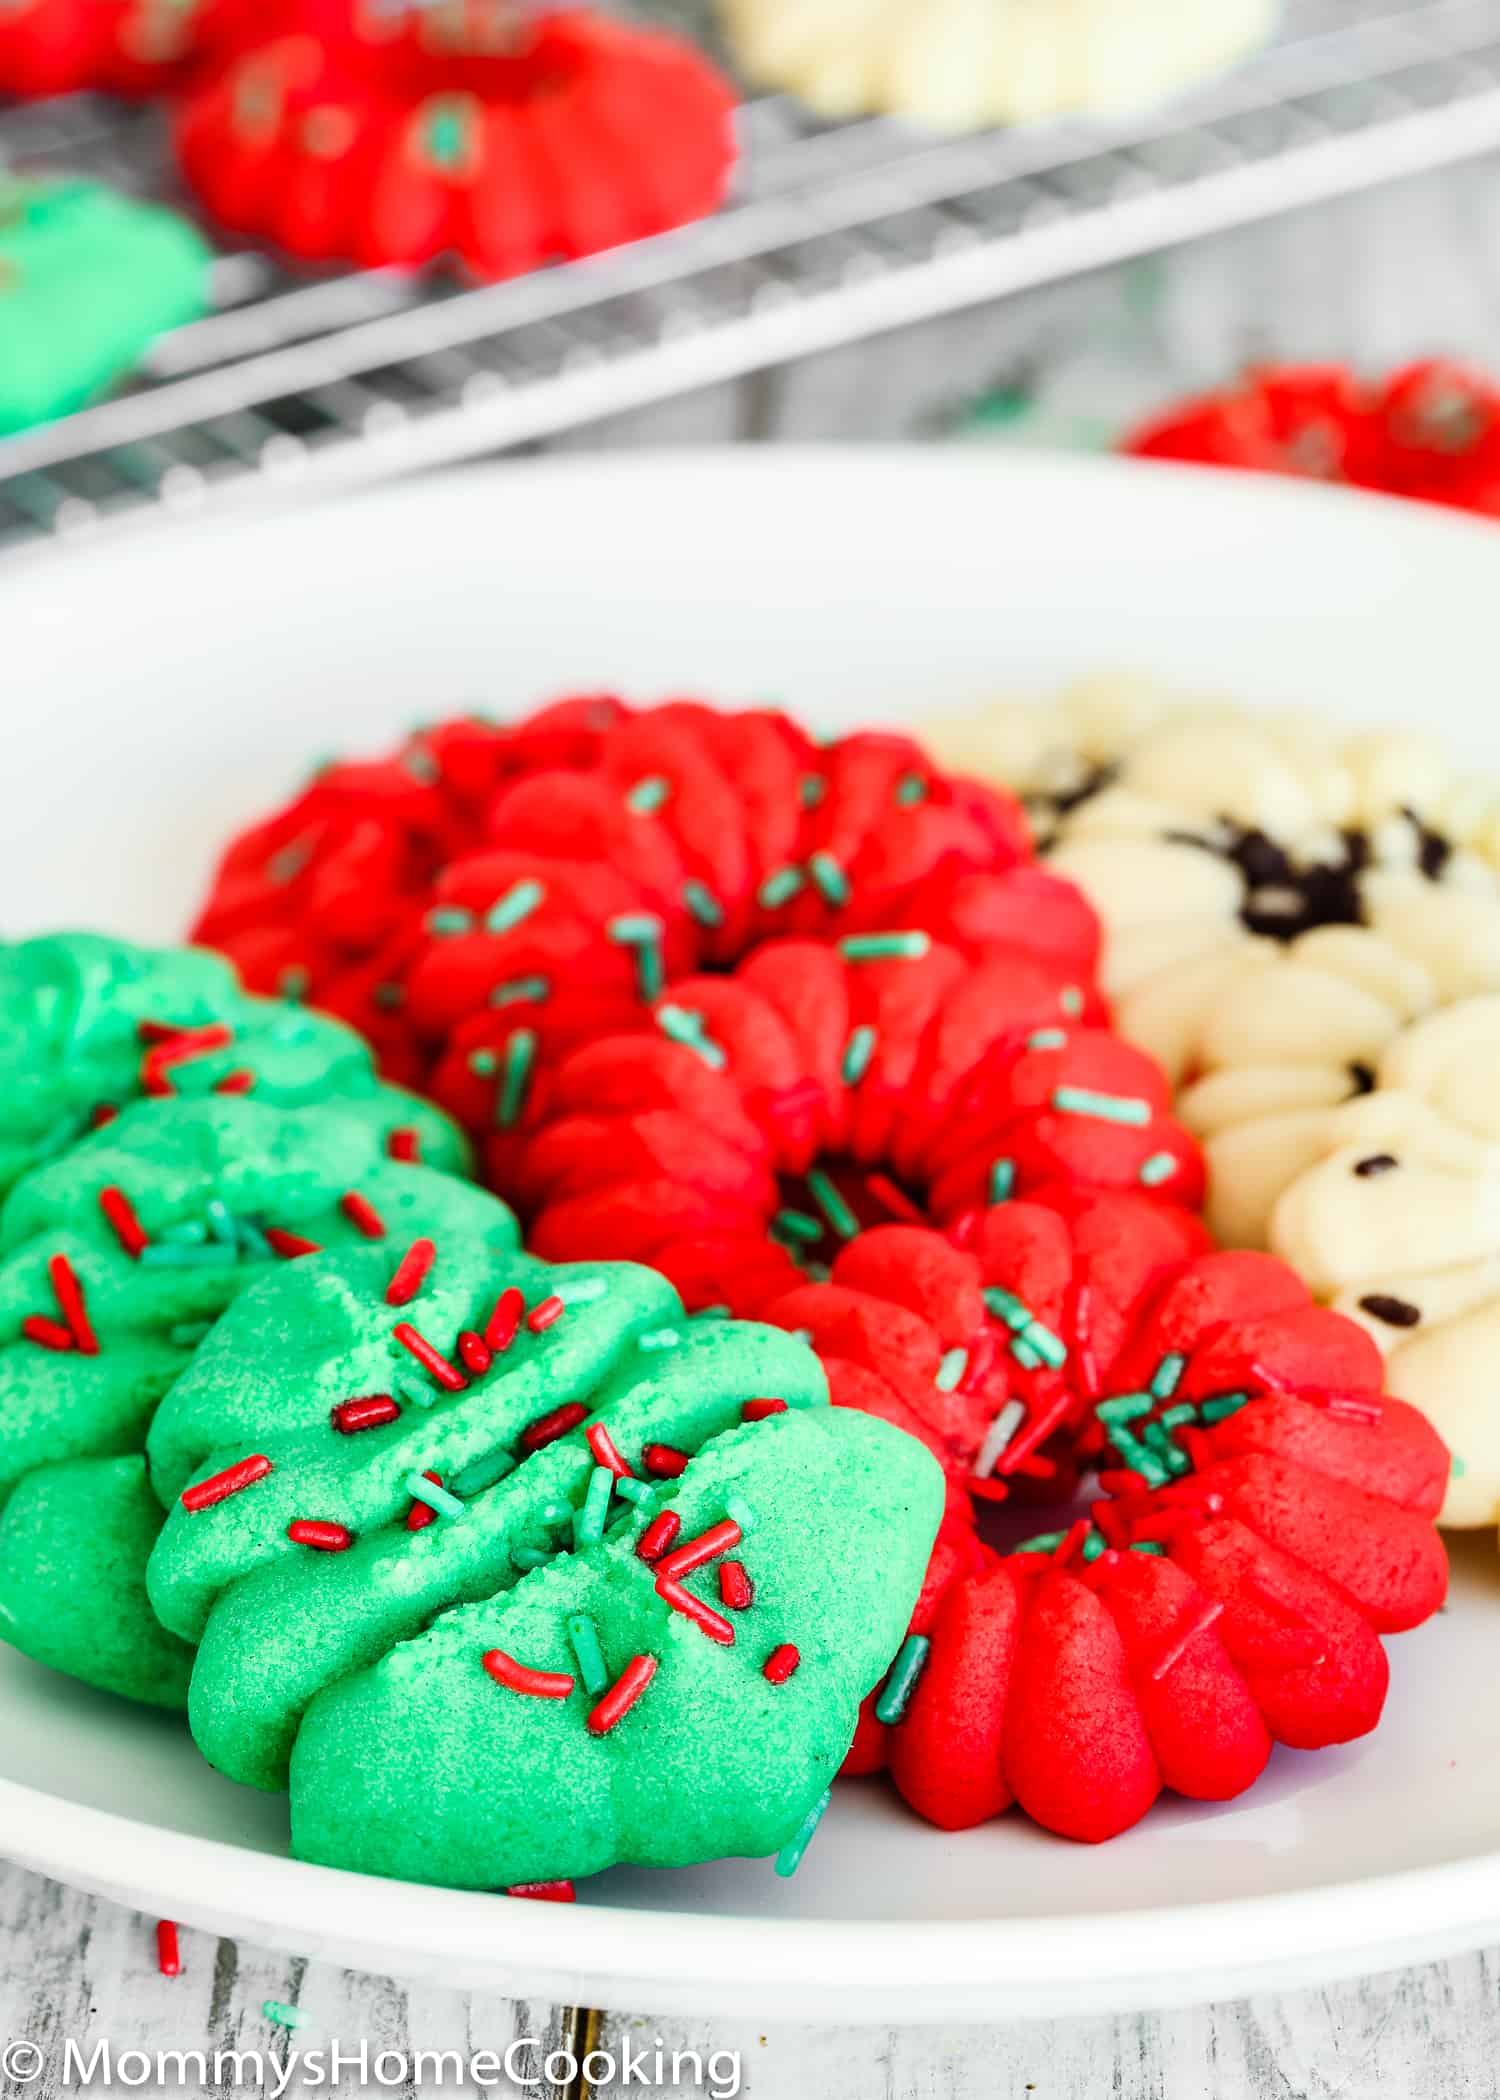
[5,0,1500,549]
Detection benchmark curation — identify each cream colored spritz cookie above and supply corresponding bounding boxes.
[930,685,1500,1526]
[716,0,1277,131]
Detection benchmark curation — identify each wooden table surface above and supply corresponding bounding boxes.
[7,156,1500,2100]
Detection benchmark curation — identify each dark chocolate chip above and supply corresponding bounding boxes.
[1358,1293,1422,1328]
[1348,1062,1376,1094]
[1354,1154,1399,1177]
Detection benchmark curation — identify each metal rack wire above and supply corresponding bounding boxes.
[5,0,1500,549]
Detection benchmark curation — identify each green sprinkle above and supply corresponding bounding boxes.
[808,852,850,907]
[1060,985,1086,1017]
[627,775,670,814]
[205,1199,236,1246]
[656,1005,728,1071]
[1009,1334,1046,1371]
[139,1243,237,1269]
[758,866,805,910]
[1138,1151,1179,1188]
[1158,1403,1197,1431]
[614,1475,654,1504]
[268,839,312,885]
[841,1025,877,1086]
[405,748,439,783]
[988,1159,1016,1204]
[405,1472,464,1521]
[608,913,665,946]
[683,879,724,929]
[262,2002,306,2031]
[1453,1453,1469,1478]
[469,1049,499,1076]
[162,1219,207,1246]
[695,1305,731,1321]
[397,1375,441,1411]
[1130,1540,1167,1556]
[1150,1352,1186,1400]
[450,1448,517,1497]
[372,982,404,1012]
[895,773,927,806]
[1021,1320,1067,1370]
[168,1320,214,1347]
[637,940,664,1003]
[486,879,545,935]
[1027,1029,1068,1051]
[1081,1531,1108,1562]
[1097,1392,1154,1425]
[277,965,310,1002]
[725,1494,758,1535]
[1199,1392,1251,1425]
[1051,1087,1152,1127]
[772,1208,824,1246]
[574,1465,615,1550]
[490,975,550,1009]
[557,1275,608,1306]
[774,1786,831,1878]
[935,1347,968,1393]
[567,1613,609,1697]
[237,1220,272,1260]
[799,774,826,809]
[873,1634,930,1725]
[983,1285,1031,1333]
[637,1328,682,1352]
[512,1545,551,1570]
[1013,1530,1068,1555]
[427,906,474,937]
[839,931,930,962]
[806,1168,859,1242]
[497,1030,536,1128]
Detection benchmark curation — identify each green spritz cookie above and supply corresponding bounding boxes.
[0,930,464,1203]
[0,1092,501,1707]
[146,1241,942,1890]
[0,179,211,436]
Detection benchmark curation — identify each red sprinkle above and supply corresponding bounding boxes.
[156,1920,181,1977]
[507,1881,576,1903]
[521,1400,587,1452]
[22,1315,75,1351]
[483,1648,576,1699]
[287,1519,353,1552]
[741,1398,787,1423]
[137,1020,186,1044]
[387,1127,421,1162]
[406,1470,443,1531]
[98,1186,148,1258]
[527,1294,566,1334]
[718,1560,753,1610]
[586,1422,634,1479]
[458,1330,494,1376]
[89,1103,119,1127]
[393,1322,467,1392]
[340,1191,387,1240]
[636,1511,681,1564]
[182,1454,272,1512]
[656,1576,735,1646]
[641,1442,688,1479]
[386,1238,436,1306]
[48,1253,98,1355]
[141,1022,235,1095]
[1057,1517,1093,1567]
[331,1394,401,1434]
[484,1287,525,1352]
[655,1518,741,1583]
[995,1388,1072,1476]
[264,1228,321,1259]
[587,1654,657,1734]
[762,1643,801,1684]
[213,1069,256,1095]
[864,1173,924,1224]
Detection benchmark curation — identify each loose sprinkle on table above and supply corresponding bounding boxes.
[507,1881,576,1902]
[587,1654,657,1734]
[156,1921,181,1977]
[262,2002,307,2031]
[483,1648,575,1699]
[182,1455,272,1512]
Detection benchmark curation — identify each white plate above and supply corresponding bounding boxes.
[6,449,1500,2024]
